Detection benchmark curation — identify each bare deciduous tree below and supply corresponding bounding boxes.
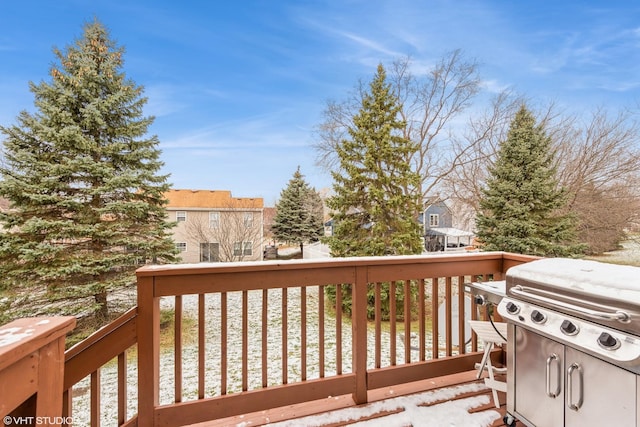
[554,108,640,253]
[392,50,482,199]
[314,50,482,201]
[440,90,526,229]
[183,201,264,262]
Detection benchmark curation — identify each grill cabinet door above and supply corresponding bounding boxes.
[514,327,638,427]
[514,327,564,427]
[564,347,637,427]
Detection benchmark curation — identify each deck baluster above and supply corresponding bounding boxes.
[374,283,382,368]
[431,277,439,359]
[445,276,453,356]
[418,278,426,361]
[318,285,325,378]
[174,295,182,403]
[261,289,268,387]
[301,286,307,381]
[220,292,227,395]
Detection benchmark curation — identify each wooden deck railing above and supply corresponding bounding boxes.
[63,307,138,427]
[58,251,536,426]
[1,316,76,427]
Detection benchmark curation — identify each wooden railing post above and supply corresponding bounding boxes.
[0,317,75,426]
[137,273,160,427]
[351,265,368,404]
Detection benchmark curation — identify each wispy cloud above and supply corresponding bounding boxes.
[334,30,401,58]
[158,111,328,200]
[144,84,188,117]
[525,22,640,94]
[295,11,403,67]
[161,112,312,152]
[480,79,512,94]
[144,83,231,118]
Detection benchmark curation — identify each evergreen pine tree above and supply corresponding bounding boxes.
[326,64,422,257]
[325,64,422,320]
[271,167,324,257]
[0,20,177,321]
[305,187,326,244]
[475,105,583,256]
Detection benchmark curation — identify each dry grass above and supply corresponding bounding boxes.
[587,237,640,267]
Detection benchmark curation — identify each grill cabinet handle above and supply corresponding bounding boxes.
[545,353,561,398]
[567,363,583,411]
[509,286,631,323]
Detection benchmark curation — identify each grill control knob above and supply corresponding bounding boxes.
[597,332,621,350]
[560,320,579,336]
[531,309,546,324]
[506,302,520,315]
[474,295,486,306]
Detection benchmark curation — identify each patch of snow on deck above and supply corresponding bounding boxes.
[267,382,500,427]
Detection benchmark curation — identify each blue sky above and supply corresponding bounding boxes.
[1,1,639,205]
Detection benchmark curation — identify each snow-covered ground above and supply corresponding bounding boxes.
[591,238,640,266]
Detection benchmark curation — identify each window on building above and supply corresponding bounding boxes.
[200,242,219,262]
[176,211,187,222]
[209,211,220,229]
[429,214,439,227]
[175,242,187,252]
[233,241,253,256]
[243,212,253,228]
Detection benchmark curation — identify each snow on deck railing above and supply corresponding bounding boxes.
[61,252,536,427]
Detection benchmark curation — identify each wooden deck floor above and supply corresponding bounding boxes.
[191,370,526,427]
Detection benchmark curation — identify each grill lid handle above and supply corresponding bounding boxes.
[509,286,631,323]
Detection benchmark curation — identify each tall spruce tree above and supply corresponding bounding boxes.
[0,20,177,322]
[326,64,422,257]
[475,105,583,256]
[325,64,422,320]
[272,167,324,257]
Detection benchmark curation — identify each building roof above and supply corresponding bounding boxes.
[164,189,263,209]
[425,227,474,238]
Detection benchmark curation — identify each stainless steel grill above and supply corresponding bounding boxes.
[497,258,640,427]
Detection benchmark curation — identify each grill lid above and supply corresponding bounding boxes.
[506,258,640,333]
